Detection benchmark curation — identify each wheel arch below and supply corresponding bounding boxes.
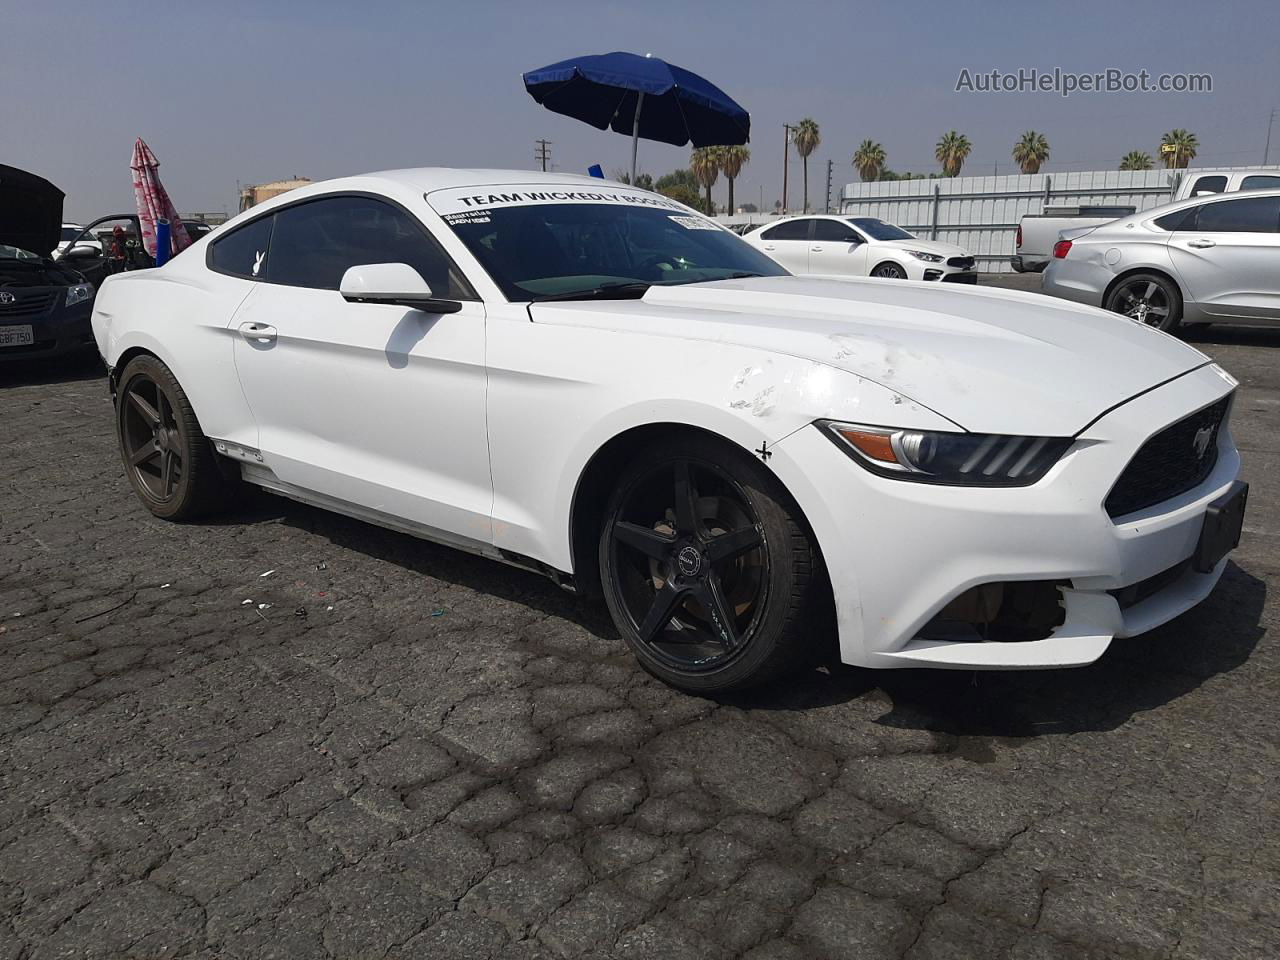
[1101,265,1184,312]
[566,421,829,603]
[870,258,908,277]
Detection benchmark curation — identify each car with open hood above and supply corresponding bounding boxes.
[89,169,1245,691]
[0,164,97,360]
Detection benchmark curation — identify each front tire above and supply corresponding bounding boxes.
[116,354,227,520]
[871,261,907,280]
[1104,272,1183,333]
[598,435,829,693]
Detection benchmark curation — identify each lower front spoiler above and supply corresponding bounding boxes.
[875,557,1227,670]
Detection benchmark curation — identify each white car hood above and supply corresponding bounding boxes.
[530,276,1210,436]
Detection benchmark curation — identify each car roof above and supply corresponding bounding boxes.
[217,167,663,231]
[1137,186,1280,221]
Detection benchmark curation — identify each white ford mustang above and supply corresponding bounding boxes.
[90,169,1247,692]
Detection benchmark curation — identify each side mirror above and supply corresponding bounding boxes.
[339,262,461,313]
[66,244,100,259]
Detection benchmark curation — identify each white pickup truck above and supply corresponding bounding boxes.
[1012,167,1280,272]
[1012,204,1135,273]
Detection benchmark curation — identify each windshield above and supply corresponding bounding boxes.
[60,227,81,242]
[438,200,788,301]
[0,244,41,261]
[847,217,914,241]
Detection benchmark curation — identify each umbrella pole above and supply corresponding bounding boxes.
[630,92,645,184]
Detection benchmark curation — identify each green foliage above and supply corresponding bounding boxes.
[935,131,972,177]
[1119,150,1154,171]
[1012,131,1050,174]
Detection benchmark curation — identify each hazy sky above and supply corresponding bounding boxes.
[5,0,1279,221]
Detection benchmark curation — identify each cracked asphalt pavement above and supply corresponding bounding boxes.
[1,284,1278,959]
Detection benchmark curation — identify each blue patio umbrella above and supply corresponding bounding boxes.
[522,52,750,182]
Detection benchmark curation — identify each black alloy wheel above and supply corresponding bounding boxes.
[599,436,829,692]
[116,354,228,519]
[1105,273,1183,332]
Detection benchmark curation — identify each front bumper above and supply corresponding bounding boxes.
[773,364,1240,669]
[0,297,95,362]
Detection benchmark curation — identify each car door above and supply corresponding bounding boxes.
[1166,194,1280,320]
[808,218,869,276]
[227,194,493,544]
[753,219,813,272]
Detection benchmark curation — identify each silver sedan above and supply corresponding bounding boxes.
[1041,189,1280,333]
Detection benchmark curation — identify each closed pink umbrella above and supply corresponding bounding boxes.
[130,138,191,260]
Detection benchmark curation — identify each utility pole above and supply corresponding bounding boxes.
[824,159,833,214]
[1265,109,1278,165]
[782,124,792,215]
[535,139,552,173]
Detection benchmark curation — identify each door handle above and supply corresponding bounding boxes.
[238,321,277,344]
[1186,239,1216,248]
[811,245,824,251]
[763,245,775,251]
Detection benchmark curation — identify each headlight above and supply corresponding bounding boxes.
[65,282,94,307]
[820,421,1072,486]
[906,250,943,263]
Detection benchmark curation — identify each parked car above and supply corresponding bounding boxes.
[0,243,96,360]
[54,222,101,258]
[743,215,976,282]
[1173,167,1280,201]
[0,167,97,360]
[91,169,1244,691]
[1042,189,1280,332]
[1013,205,1136,273]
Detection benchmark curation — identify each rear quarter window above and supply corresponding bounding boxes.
[208,215,274,280]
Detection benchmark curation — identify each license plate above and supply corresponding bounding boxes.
[1193,481,1248,573]
[0,324,34,347]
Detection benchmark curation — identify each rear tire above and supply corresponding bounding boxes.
[1104,272,1183,333]
[598,435,830,693]
[116,354,228,520]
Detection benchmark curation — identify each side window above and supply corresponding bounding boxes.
[764,219,811,241]
[1153,208,1194,232]
[266,196,476,298]
[1240,175,1280,191]
[1188,175,1227,196]
[1194,195,1280,233]
[812,219,857,242]
[209,215,274,280]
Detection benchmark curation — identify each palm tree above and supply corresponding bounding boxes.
[792,118,821,211]
[852,140,887,181]
[689,147,722,213]
[935,131,972,177]
[1119,150,1154,171]
[718,145,750,214]
[1160,129,1198,169]
[1012,131,1050,174]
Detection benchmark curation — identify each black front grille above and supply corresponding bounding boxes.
[0,291,57,318]
[1105,396,1230,519]
[942,272,978,284]
[947,256,975,269]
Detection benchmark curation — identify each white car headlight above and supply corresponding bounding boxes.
[65,282,94,307]
[820,421,1072,486]
[905,250,944,263]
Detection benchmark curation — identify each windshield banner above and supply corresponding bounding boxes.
[427,184,689,218]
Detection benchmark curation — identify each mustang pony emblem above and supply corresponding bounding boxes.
[1193,425,1214,459]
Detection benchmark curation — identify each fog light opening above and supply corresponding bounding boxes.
[918,580,1066,643]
